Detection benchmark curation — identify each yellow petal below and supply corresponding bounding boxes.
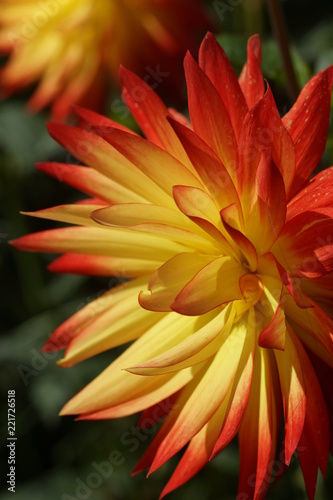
[128,305,233,375]
[22,204,103,227]
[172,256,244,315]
[12,226,187,261]
[60,313,200,415]
[139,253,216,312]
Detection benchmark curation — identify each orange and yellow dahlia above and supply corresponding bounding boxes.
[0,0,210,119]
[12,33,333,498]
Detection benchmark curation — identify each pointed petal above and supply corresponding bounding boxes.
[291,333,329,477]
[254,351,280,499]
[238,349,279,499]
[199,32,248,140]
[43,277,147,352]
[79,372,194,421]
[274,329,306,465]
[92,126,203,198]
[272,255,313,308]
[148,317,249,475]
[169,117,240,210]
[10,226,186,260]
[36,162,145,204]
[91,203,213,251]
[273,209,333,278]
[287,166,333,220]
[172,185,234,253]
[91,203,194,231]
[237,86,294,205]
[48,253,160,278]
[128,306,232,375]
[282,66,333,195]
[46,123,170,206]
[60,313,201,415]
[258,287,286,351]
[58,294,161,367]
[22,204,102,227]
[73,105,139,135]
[286,294,333,365]
[211,308,256,457]
[120,66,191,169]
[184,51,238,181]
[238,34,265,108]
[245,150,286,254]
[160,397,230,498]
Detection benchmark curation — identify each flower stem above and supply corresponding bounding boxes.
[266,0,300,103]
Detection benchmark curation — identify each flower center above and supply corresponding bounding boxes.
[234,273,264,321]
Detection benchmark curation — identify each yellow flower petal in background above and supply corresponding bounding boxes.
[0,0,212,119]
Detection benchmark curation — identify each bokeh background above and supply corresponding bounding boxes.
[1,1,333,499]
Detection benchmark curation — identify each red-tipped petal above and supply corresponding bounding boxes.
[169,117,240,210]
[184,51,237,182]
[73,105,138,135]
[211,311,256,457]
[287,166,333,220]
[238,34,265,108]
[199,32,248,140]
[120,66,190,168]
[48,253,160,278]
[275,329,306,465]
[258,290,286,351]
[273,209,333,278]
[244,150,286,255]
[283,66,333,196]
[36,162,142,205]
[221,211,258,271]
[91,125,203,199]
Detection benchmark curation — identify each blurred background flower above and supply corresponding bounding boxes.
[1,1,333,500]
[0,0,212,120]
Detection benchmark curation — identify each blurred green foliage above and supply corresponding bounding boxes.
[1,1,333,499]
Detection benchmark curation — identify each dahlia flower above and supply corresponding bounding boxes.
[0,0,210,120]
[12,33,333,498]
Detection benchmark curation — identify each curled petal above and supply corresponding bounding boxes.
[172,256,244,315]
[139,253,216,313]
